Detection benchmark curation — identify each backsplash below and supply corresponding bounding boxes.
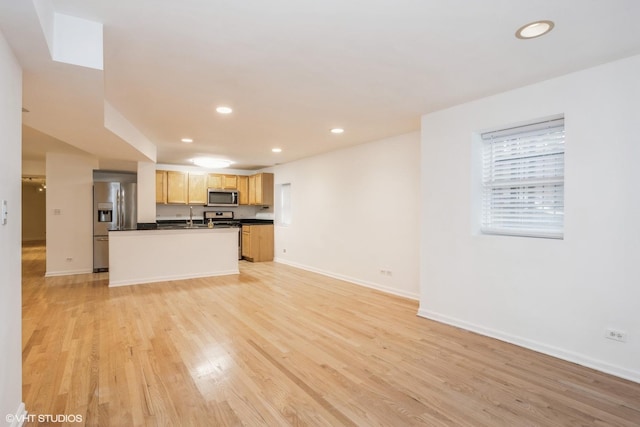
[156,204,272,221]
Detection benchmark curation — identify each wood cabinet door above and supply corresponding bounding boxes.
[208,174,238,189]
[238,175,249,205]
[259,173,274,206]
[254,174,264,205]
[188,173,207,204]
[241,228,252,258]
[249,173,274,206]
[258,225,274,261]
[207,174,223,189]
[155,170,167,204]
[222,175,238,189]
[167,171,188,204]
[241,225,273,262]
[248,175,257,205]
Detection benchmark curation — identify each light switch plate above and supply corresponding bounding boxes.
[1,200,7,225]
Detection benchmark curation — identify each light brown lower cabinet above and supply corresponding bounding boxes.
[241,225,274,262]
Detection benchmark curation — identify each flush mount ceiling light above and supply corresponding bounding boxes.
[181,138,193,143]
[216,106,233,114]
[516,20,555,39]
[330,128,344,134]
[192,157,233,169]
[272,148,282,153]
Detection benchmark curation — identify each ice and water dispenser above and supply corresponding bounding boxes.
[97,202,114,223]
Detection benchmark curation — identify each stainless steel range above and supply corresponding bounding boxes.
[204,211,242,259]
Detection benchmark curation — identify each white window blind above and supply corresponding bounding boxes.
[481,117,565,239]
[277,183,292,226]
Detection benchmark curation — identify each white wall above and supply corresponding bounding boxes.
[46,152,98,276]
[137,162,156,223]
[22,159,45,176]
[0,28,24,426]
[272,132,420,299]
[420,55,640,382]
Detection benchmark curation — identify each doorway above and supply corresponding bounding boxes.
[21,176,46,243]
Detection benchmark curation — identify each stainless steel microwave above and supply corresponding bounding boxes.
[207,189,238,206]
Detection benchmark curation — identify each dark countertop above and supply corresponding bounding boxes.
[239,219,274,225]
[145,218,274,230]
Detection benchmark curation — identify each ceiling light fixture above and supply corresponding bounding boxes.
[330,128,344,134]
[272,148,282,153]
[192,157,233,169]
[216,106,233,114]
[181,138,193,143]
[516,20,554,39]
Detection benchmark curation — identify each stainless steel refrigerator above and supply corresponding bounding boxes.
[93,182,137,272]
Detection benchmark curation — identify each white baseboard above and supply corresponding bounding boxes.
[274,257,419,300]
[417,308,640,384]
[9,402,27,427]
[45,268,93,277]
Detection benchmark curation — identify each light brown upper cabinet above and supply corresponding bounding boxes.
[156,170,273,205]
[166,171,189,204]
[237,175,249,205]
[207,174,238,190]
[248,173,274,206]
[155,170,167,204]
[157,170,208,205]
[188,173,207,205]
[222,174,238,189]
[207,174,222,190]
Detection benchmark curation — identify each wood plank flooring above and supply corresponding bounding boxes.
[21,242,640,426]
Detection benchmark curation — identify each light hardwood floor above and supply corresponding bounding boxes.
[22,242,640,426]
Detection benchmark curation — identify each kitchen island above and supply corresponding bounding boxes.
[108,227,239,287]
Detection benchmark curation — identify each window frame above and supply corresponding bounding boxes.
[276,182,292,226]
[480,117,565,239]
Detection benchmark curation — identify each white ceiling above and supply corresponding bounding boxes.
[2,0,640,170]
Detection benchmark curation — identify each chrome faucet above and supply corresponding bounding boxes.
[189,206,193,227]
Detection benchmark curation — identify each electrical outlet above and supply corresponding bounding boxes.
[605,328,627,342]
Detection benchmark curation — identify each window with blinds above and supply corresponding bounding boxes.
[276,183,292,226]
[481,117,565,239]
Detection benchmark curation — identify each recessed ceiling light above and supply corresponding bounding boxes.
[216,106,233,114]
[516,20,554,39]
[330,128,344,134]
[192,157,233,169]
[272,148,282,153]
[181,138,193,143]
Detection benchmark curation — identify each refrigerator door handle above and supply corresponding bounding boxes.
[118,189,123,230]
